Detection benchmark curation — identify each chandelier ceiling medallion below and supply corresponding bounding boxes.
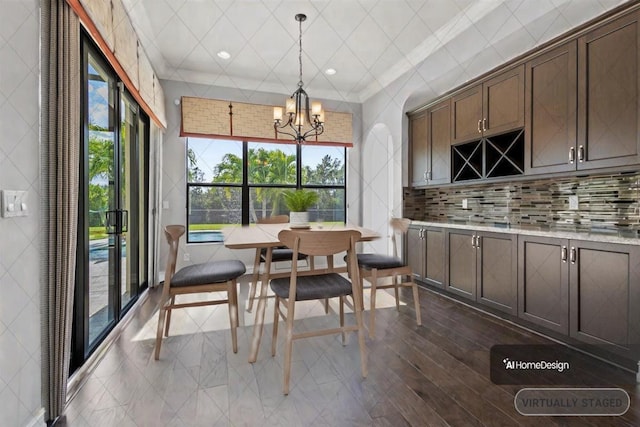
[273,13,324,143]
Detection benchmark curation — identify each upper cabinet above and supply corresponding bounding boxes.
[452,65,525,144]
[577,11,640,170]
[409,99,451,187]
[525,41,577,175]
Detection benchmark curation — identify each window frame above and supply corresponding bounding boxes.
[186,139,347,243]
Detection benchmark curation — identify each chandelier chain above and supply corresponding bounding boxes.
[298,16,303,86]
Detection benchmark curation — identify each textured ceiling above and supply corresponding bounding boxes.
[122,0,628,104]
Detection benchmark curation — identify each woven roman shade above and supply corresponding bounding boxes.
[180,96,353,147]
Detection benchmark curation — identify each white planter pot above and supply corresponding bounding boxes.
[289,211,309,227]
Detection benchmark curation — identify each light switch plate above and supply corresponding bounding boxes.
[462,199,469,209]
[1,190,28,218]
[569,195,579,210]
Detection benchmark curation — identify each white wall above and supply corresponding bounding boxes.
[0,1,44,426]
[159,79,363,270]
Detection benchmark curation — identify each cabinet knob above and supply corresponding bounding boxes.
[569,147,575,164]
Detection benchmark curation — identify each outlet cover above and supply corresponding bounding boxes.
[462,199,468,209]
[569,195,579,210]
[183,253,190,261]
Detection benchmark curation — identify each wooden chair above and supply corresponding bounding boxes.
[270,229,367,394]
[154,225,246,360]
[356,218,421,338]
[247,215,313,312]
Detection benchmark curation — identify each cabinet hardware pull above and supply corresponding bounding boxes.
[561,246,567,262]
[578,145,584,162]
[423,171,428,181]
[471,235,476,248]
[476,235,481,249]
[570,246,576,264]
[569,147,575,164]
[427,170,432,181]
[482,118,487,132]
[477,119,482,133]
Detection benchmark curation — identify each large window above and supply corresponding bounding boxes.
[187,139,346,243]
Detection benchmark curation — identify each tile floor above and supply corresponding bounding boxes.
[60,281,404,427]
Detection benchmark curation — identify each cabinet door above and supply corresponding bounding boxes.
[451,85,482,144]
[427,99,451,185]
[569,241,640,355]
[518,236,569,335]
[406,227,425,280]
[476,232,517,315]
[410,113,429,186]
[445,229,476,300]
[424,228,445,288]
[525,41,577,174]
[483,65,525,137]
[578,12,640,169]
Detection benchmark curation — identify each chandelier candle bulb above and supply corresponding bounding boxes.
[285,98,295,114]
[311,101,322,116]
[273,107,283,122]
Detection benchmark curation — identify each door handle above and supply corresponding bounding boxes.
[570,246,576,264]
[105,210,117,235]
[569,147,575,164]
[120,210,129,233]
[561,246,567,262]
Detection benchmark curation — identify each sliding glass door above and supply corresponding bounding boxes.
[71,34,148,373]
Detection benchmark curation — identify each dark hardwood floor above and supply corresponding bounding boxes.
[59,280,639,426]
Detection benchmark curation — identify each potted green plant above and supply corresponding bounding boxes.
[282,189,319,228]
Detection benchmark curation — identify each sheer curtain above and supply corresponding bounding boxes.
[40,0,80,423]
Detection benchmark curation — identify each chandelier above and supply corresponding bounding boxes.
[273,13,324,143]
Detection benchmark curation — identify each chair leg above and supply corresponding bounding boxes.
[283,297,296,395]
[369,269,378,339]
[228,280,238,353]
[393,274,400,311]
[164,296,175,337]
[272,296,280,357]
[340,296,346,345]
[324,298,329,314]
[154,301,168,360]
[248,249,262,312]
[411,276,422,326]
[352,280,368,379]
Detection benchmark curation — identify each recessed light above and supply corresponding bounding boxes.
[217,50,231,60]
[325,68,336,75]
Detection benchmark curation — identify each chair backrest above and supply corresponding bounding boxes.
[278,229,361,257]
[389,218,411,258]
[164,225,186,286]
[257,215,289,224]
[278,228,361,280]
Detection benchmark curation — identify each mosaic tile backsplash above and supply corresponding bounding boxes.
[403,172,640,233]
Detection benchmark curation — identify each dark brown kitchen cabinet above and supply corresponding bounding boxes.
[451,65,525,144]
[518,235,570,334]
[407,225,445,289]
[445,229,517,314]
[569,240,640,355]
[409,111,428,186]
[519,235,640,358]
[577,11,640,170]
[525,41,577,175]
[409,99,451,187]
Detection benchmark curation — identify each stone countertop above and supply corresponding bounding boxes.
[410,220,640,245]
